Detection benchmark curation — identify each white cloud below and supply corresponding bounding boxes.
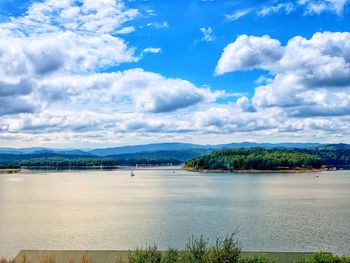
[237,0,348,19]
[0,0,227,146]
[3,0,139,35]
[258,3,295,16]
[225,9,252,21]
[199,27,215,42]
[215,35,283,75]
[2,0,350,146]
[146,21,169,28]
[217,32,350,118]
[116,26,135,34]
[50,68,220,113]
[142,47,162,54]
[298,0,349,15]
[236,96,256,112]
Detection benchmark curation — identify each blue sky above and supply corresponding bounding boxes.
[0,0,350,147]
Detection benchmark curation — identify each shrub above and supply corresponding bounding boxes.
[161,249,180,263]
[128,246,162,263]
[182,235,209,263]
[207,233,241,263]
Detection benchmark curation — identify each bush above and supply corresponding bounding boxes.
[161,249,180,263]
[182,235,209,263]
[128,246,162,263]
[207,233,241,263]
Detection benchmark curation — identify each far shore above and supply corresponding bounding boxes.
[0,168,21,172]
[183,167,325,173]
[0,166,328,174]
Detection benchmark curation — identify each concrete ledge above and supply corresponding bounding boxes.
[14,250,316,263]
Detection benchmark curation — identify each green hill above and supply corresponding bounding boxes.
[184,148,322,171]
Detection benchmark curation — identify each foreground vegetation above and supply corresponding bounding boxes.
[1,234,349,263]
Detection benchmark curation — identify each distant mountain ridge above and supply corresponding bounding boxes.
[0,142,325,156]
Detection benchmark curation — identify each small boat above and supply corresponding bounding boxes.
[131,171,135,177]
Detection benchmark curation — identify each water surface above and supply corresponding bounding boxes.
[0,169,349,257]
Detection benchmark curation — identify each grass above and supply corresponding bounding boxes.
[297,252,350,263]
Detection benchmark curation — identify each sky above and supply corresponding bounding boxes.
[0,0,350,147]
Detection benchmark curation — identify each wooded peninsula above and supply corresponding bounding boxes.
[184,145,350,172]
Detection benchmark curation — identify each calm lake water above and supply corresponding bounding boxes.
[1,168,350,257]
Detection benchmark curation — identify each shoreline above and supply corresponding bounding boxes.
[0,168,21,172]
[183,167,324,173]
[0,167,325,173]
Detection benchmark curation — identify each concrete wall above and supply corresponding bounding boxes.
[14,250,314,263]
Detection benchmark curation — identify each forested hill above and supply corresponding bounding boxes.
[0,149,206,168]
[184,146,350,171]
[184,148,322,171]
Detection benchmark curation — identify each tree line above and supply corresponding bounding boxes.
[0,153,182,168]
[185,148,323,171]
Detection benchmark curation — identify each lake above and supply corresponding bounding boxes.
[0,168,349,257]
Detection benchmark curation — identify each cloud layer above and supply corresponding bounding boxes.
[0,0,227,146]
[1,0,350,146]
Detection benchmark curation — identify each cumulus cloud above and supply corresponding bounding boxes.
[2,0,350,146]
[0,0,217,117]
[0,0,227,146]
[236,96,256,112]
[215,35,283,75]
[0,0,140,116]
[217,32,350,118]
[5,0,139,34]
[31,68,220,113]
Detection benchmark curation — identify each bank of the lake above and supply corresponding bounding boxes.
[183,167,325,173]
